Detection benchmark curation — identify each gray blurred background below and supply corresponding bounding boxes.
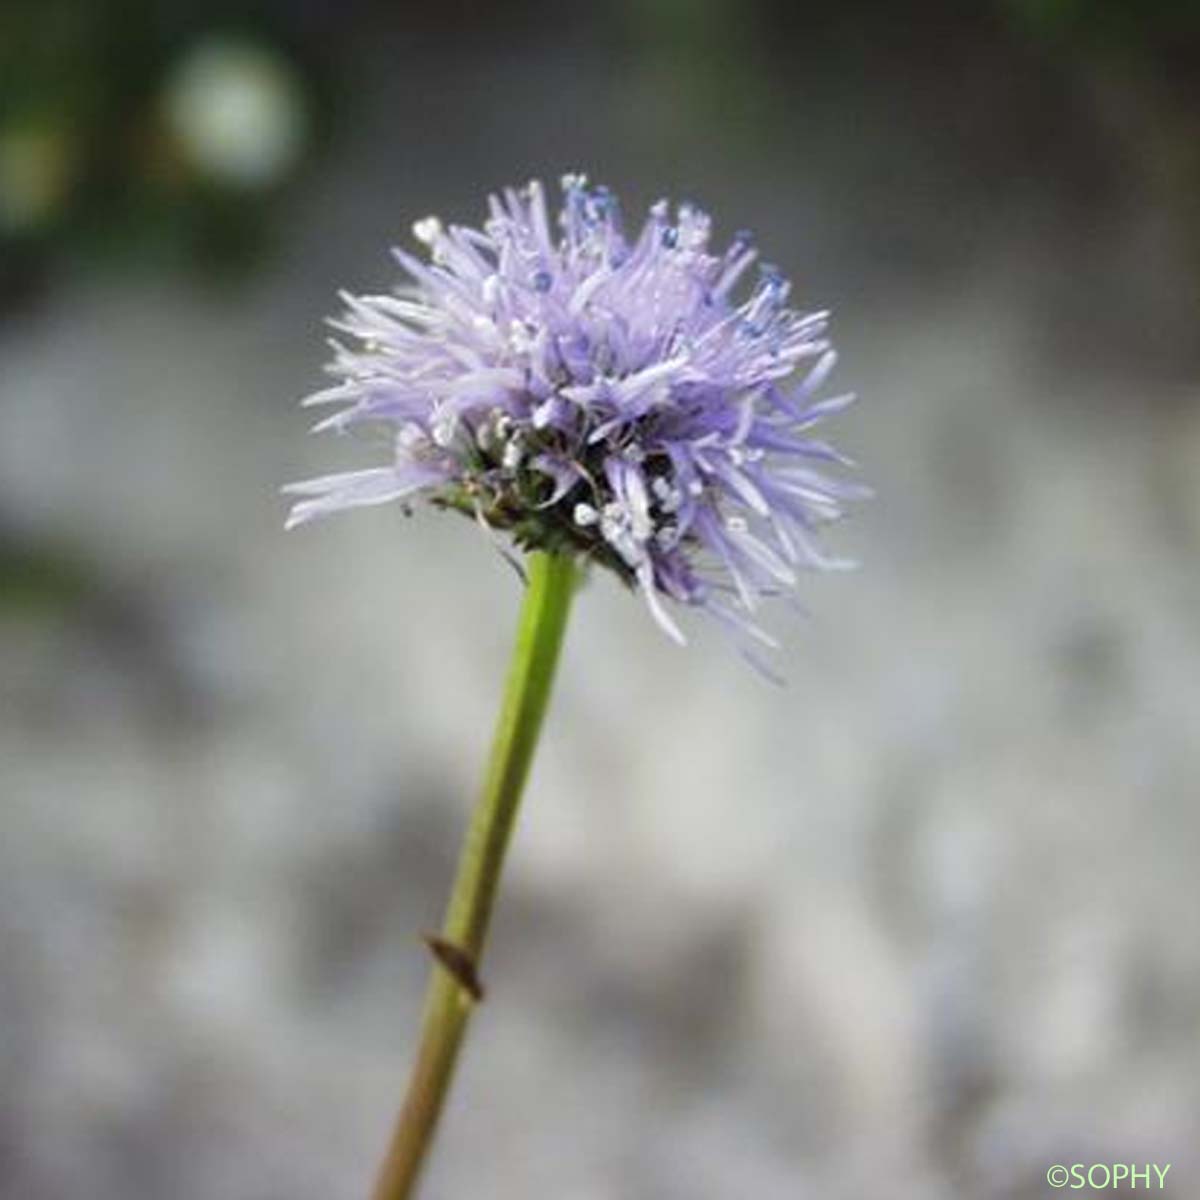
[2,2,1198,1197]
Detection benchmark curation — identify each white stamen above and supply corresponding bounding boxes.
[509,320,536,354]
[651,477,682,514]
[573,503,599,527]
[502,438,524,470]
[413,216,442,245]
[431,411,459,447]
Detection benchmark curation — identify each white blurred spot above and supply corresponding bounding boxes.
[163,38,306,188]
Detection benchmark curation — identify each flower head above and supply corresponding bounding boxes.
[286,176,868,651]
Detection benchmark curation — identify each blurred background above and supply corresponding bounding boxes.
[2,1,1198,1197]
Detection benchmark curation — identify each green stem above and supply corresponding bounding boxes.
[370,550,578,1200]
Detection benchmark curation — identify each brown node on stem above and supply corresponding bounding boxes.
[422,934,486,1002]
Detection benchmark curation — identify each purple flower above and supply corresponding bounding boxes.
[285,175,868,651]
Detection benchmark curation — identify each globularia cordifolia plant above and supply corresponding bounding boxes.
[285,175,867,1198]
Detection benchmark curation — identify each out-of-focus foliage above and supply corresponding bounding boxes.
[1003,0,1200,41]
[0,1,321,300]
[0,530,93,618]
[1000,0,1200,334]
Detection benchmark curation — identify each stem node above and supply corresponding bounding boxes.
[421,935,485,1002]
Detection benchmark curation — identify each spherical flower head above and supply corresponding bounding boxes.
[285,175,869,654]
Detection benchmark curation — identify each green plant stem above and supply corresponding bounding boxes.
[370,550,578,1200]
